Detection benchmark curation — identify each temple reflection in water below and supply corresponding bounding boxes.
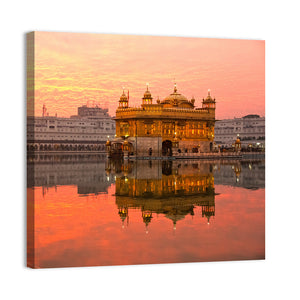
[28,154,265,267]
[106,159,216,231]
[28,154,264,233]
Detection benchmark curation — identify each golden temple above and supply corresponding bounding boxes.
[107,83,216,158]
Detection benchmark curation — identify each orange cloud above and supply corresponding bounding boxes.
[31,32,265,119]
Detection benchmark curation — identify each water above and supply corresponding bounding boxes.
[27,154,265,268]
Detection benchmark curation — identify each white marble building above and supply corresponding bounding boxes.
[214,114,265,148]
[27,104,116,151]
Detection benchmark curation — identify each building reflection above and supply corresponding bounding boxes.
[28,154,264,231]
[106,159,216,231]
[213,160,265,189]
[27,154,114,195]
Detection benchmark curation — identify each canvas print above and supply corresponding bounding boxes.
[27,32,265,268]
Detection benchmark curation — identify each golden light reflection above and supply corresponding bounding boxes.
[27,155,265,268]
[107,160,216,230]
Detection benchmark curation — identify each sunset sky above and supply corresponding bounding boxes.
[29,32,265,119]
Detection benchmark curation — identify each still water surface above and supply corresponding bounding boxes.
[27,155,265,268]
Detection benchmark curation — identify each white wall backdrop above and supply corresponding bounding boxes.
[1,1,299,299]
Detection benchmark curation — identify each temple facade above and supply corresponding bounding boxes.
[107,84,216,158]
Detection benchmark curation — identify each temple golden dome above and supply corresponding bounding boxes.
[143,88,152,98]
[163,92,188,103]
[142,84,153,105]
[203,89,215,103]
[144,91,151,97]
[119,91,128,102]
[119,89,129,108]
[163,84,188,103]
[162,84,193,108]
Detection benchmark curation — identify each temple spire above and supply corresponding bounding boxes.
[119,87,128,108]
[202,88,216,110]
[142,83,153,105]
